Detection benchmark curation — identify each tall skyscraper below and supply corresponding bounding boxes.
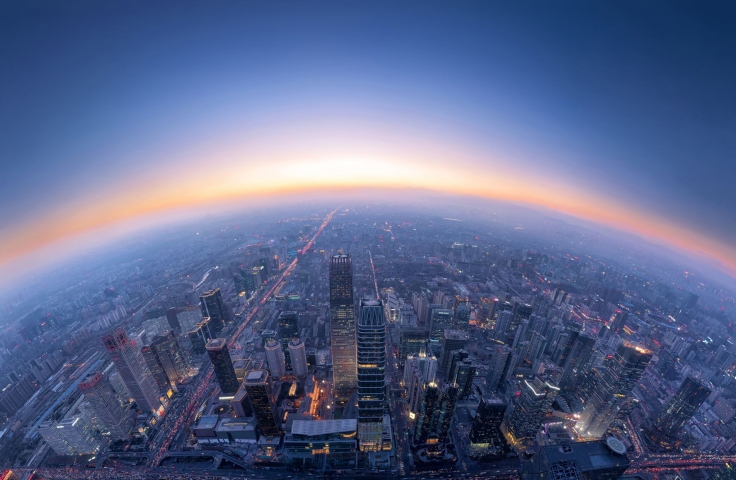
[436,382,459,440]
[440,329,468,372]
[278,311,299,370]
[559,331,596,390]
[329,254,357,405]
[102,328,162,415]
[487,345,512,392]
[454,304,471,330]
[400,327,429,362]
[452,359,476,399]
[414,381,441,444]
[165,307,181,332]
[200,289,230,334]
[577,342,652,438]
[150,330,188,384]
[504,377,559,444]
[648,376,710,449]
[38,415,100,455]
[78,372,133,440]
[357,299,387,452]
[265,339,286,379]
[243,370,281,438]
[288,339,308,377]
[141,345,170,391]
[206,338,239,395]
[470,396,507,448]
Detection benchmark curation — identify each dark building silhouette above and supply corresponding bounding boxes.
[469,397,507,448]
[648,376,710,450]
[200,289,230,334]
[278,311,299,370]
[357,299,387,452]
[206,338,239,395]
[243,370,281,438]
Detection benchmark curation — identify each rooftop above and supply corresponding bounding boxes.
[291,419,358,436]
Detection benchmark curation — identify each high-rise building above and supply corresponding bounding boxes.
[38,415,100,455]
[141,345,170,391]
[329,254,357,405]
[400,327,429,363]
[200,289,230,334]
[243,370,281,438]
[265,339,286,378]
[504,377,559,445]
[648,376,710,450]
[78,372,133,440]
[102,328,162,415]
[487,345,513,392]
[150,330,188,384]
[414,382,441,444]
[288,339,308,377]
[470,396,507,448]
[206,339,239,395]
[559,331,596,391]
[452,359,476,399]
[188,321,211,355]
[493,310,513,342]
[429,308,454,351]
[165,307,181,332]
[577,342,652,438]
[357,299,387,452]
[446,350,469,383]
[436,382,459,440]
[404,352,438,386]
[278,311,299,370]
[454,304,471,330]
[440,329,469,372]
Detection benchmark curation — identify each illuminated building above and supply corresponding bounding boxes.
[577,342,652,438]
[150,330,188,384]
[357,299,386,452]
[414,382,441,444]
[206,338,239,395]
[265,339,286,378]
[648,376,710,450]
[141,345,170,391]
[400,327,429,363]
[329,254,357,405]
[429,308,454,351]
[440,329,468,372]
[200,289,230,334]
[452,359,476,399]
[78,372,133,440]
[288,339,308,377]
[278,311,299,370]
[436,382,459,440]
[38,415,100,455]
[102,328,162,415]
[504,377,560,445]
[283,419,357,464]
[404,352,438,385]
[521,439,630,480]
[243,370,281,438]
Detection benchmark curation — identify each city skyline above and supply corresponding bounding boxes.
[2,1,736,292]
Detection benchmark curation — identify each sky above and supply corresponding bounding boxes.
[1,0,736,288]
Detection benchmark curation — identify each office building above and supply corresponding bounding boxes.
[577,342,652,438]
[329,254,357,405]
[243,370,281,438]
[436,382,459,441]
[150,330,188,384]
[430,308,454,351]
[188,321,212,355]
[648,376,711,450]
[414,382,441,445]
[38,415,100,456]
[559,331,596,390]
[141,345,170,391]
[78,372,133,440]
[278,311,300,370]
[452,359,476,399]
[265,339,286,378]
[206,339,239,395]
[400,327,429,362]
[165,307,181,332]
[288,339,308,377]
[357,299,387,452]
[283,419,358,464]
[454,304,471,330]
[440,329,469,372]
[504,377,560,445]
[487,345,512,392]
[470,397,507,448]
[102,328,162,415]
[200,289,230,334]
[404,352,438,386]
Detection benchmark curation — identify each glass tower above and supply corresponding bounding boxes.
[357,299,386,452]
[206,338,239,395]
[329,254,357,405]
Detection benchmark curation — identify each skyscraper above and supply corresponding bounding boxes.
[440,329,468,372]
[150,330,188,384]
[436,382,459,440]
[504,377,559,445]
[559,331,596,390]
[102,328,162,415]
[649,376,711,450]
[400,327,429,363]
[243,370,281,438]
[265,339,286,379]
[165,307,181,332]
[200,289,230,334]
[206,338,239,395]
[470,396,507,448]
[141,345,170,391]
[329,254,357,405]
[38,415,100,455]
[278,311,299,370]
[487,345,512,392]
[414,382,441,444]
[357,299,386,452]
[78,372,133,440]
[577,342,652,438]
[288,339,308,377]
